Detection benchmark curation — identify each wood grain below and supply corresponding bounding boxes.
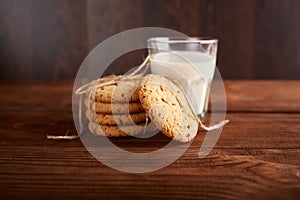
[1,80,299,112]
[0,81,299,199]
[225,80,300,112]
[0,112,299,199]
[31,0,88,80]
[254,0,300,79]
[0,0,33,80]
[0,0,88,81]
[1,0,300,80]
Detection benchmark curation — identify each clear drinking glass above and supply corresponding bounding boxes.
[147,37,218,121]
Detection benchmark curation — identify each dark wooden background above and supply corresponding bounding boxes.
[1,0,300,81]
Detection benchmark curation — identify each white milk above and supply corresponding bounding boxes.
[150,51,215,116]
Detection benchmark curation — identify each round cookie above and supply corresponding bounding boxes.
[94,79,140,103]
[86,110,147,125]
[88,121,153,137]
[84,98,144,114]
[138,74,199,142]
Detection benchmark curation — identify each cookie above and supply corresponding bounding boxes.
[94,78,140,103]
[88,121,154,137]
[138,74,198,142]
[86,110,147,125]
[84,98,144,114]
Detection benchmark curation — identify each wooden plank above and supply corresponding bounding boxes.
[0,151,299,199]
[87,0,144,49]
[225,80,300,112]
[0,82,299,198]
[0,111,299,199]
[0,81,73,111]
[1,1,300,80]
[254,0,300,79]
[1,81,300,112]
[31,0,88,80]
[214,0,255,79]
[87,0,148,76]
[0,0,88,81]
[0,0,34,80]
[0,110,299,150]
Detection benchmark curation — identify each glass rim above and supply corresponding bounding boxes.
[147,37,218,44]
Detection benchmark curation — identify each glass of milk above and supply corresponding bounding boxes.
[147,37,218,121]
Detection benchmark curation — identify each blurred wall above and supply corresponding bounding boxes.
[0,0,300,80]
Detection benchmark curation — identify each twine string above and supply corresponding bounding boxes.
[47,130,79,140]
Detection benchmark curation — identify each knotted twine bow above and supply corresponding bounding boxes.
[47,55,229,140]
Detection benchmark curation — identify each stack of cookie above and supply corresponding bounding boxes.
[85,77,151,137]
[84,74,199,142]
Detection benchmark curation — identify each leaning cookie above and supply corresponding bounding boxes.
[88,121,155,137]
[94,79,140,103]
[86,110,147,125]
[84,98,145,114]
[138,74,199,142]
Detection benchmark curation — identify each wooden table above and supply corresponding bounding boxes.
[0,81,299,199]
